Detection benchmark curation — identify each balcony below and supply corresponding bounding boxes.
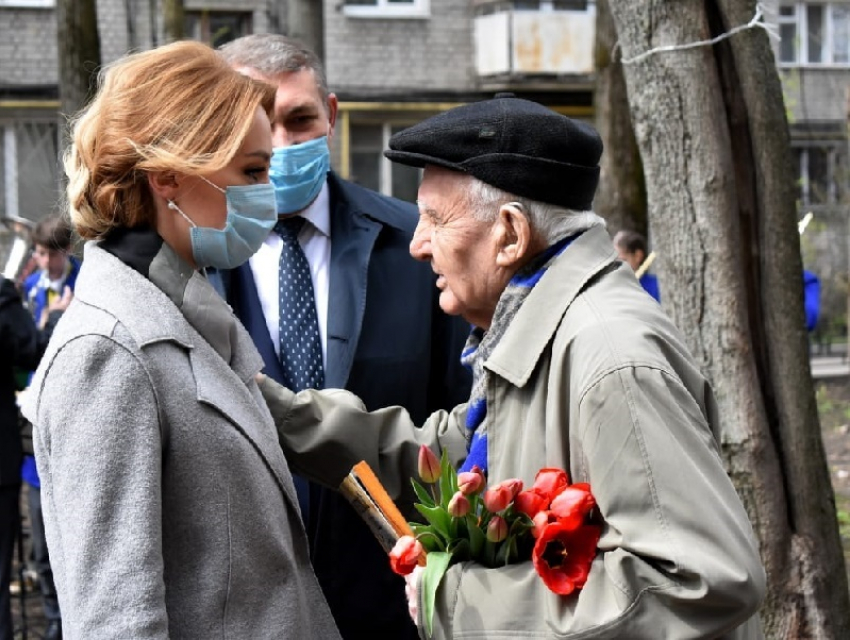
[473,1,596,81]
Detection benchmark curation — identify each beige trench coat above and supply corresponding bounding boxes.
[263,225,766,639]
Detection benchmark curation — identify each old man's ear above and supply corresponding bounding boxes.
[495,202,533,268]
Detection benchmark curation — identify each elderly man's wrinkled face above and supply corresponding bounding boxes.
[410,166,511,329]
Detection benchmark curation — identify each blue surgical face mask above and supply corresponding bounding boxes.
[270,136,331,214]
[168,178,277,270]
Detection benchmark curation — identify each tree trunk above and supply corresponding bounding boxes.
[608,0,850,636]
[287,0,324,62]
[162,0,184,43]
[56,0,101,126]
[593,0,646,236]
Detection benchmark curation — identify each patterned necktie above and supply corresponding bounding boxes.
[275,217,324,392]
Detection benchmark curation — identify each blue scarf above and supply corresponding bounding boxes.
[459,234,578,476]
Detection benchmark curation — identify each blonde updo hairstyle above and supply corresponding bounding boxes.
[65,40,276,240]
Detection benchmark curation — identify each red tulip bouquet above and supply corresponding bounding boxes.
[389,445,601,637]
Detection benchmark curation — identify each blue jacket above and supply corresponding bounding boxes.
[639,272,660,302]
[803,269,820,332]
[22,256,81,325]
[21,256,81,487]
[218,172,471,639]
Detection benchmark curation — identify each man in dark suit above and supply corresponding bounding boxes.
[216,34,471,639]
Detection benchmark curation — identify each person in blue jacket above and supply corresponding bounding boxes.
[214,35,472,640]
[614,229,660,302]
[20,215,78,640]
[803,269,820,333]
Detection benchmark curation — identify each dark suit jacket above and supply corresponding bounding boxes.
[219,172,472,639]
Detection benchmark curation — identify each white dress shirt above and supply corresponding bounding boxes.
[249,182,331,369]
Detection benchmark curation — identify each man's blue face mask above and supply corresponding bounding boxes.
[168,177,277,270]
[269,136,331,214]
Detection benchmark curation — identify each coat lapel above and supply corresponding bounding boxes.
[80,244,301,513]
[190,337,301,510]
[325,177,381,389]
[486,226,618,387]
[230,263,288,383]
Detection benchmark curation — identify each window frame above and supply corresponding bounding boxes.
[792,143,845,205]
[347,121,422,201]
[0,0,54,7]
[343,0,430,19]
[778,2,850,67]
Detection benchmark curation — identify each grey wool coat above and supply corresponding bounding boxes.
[22,240,340,640]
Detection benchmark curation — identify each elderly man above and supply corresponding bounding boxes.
[260,94,766,638]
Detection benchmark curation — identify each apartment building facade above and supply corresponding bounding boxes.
[2,2,849,318]
[0,0,597,222]
[772,0,850,339]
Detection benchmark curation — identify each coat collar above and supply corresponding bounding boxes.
[485,225,617,387]
[77,241,264,384]
[77,241,298,504]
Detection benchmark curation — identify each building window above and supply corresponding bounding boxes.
[343,0,430,18]
[1,120,61,222]
[0,0,54,7]
[779,3,850,65]
[792,144,845,205]
[184,11,252,49]
[349,123,420,202]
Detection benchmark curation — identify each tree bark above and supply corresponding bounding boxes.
[287,0,324,62]
[593,0,647,236]
[56,0,101,127]
[608,0,850,636]
[162,0,185,44]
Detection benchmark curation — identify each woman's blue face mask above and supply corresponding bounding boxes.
[168,177,277,270]
[269,136,331,214]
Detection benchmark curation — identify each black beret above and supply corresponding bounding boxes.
[385,93,603,211]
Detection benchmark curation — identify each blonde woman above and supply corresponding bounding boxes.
[22,41,340,639]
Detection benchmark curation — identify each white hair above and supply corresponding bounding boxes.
[463,175,605,243]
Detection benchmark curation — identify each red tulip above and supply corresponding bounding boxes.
[457,467,485,495]
[418,445,441,484]
[532,511,552,539]
[531,468,570,502]
[448,491,471,517]
[389,535,425,576]
[514,490,549,519]
[486,515,508,542]
[549,483,596,531]
[532,522,600,595]
[483,478,523,513]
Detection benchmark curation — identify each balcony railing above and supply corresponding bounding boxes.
[473,1,596,78]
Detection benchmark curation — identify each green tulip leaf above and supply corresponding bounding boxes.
[447,537,470,561]
[415,504,452,540]
[412,479,436,508]
[421,551,452,639]
[439,450,455,508]
[466,515,485,557]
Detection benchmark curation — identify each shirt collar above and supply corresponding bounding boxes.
[296,180,330,237]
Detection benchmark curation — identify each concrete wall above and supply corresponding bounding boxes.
[324,0,476,98]
[0,8,57,87]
